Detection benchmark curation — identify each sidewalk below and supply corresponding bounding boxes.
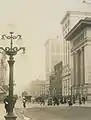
[0,103,20,120]
[25,101,91,108]
[72,102,91,107]
[0,103,6,120]
[0,103,24,120]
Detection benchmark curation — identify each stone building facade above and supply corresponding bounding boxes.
[49,61,63,98]
[0,52,7,86]
[29,79,46,97]
[61,11,91,99]
[65,18,91,100]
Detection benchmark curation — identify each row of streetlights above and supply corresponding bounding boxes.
[0,32,25,120]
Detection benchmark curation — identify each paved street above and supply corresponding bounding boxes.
[0,102,25,120]
[15,99,30,120]
[0,103,6,120]
[0,100,29,120]
[1,99,91,120]
[23,106,91,120]
[14,99,91,120]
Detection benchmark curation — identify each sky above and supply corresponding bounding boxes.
[0,0,91,95]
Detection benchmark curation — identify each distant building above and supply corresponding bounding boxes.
[0,52,8,101]
[0,52,8,86]
[29,79,46,97]
[49,61,63,98]
[45,37,62,95]
[0,86,6,102]
[22,91,28,97]
[54,61,63,96]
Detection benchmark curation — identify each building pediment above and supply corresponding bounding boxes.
[65,18,91,41]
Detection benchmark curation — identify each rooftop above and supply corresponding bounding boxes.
[61,11,91,24]
[44,36,59,46]
[64,18,91,41]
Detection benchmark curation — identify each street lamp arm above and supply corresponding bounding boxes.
[17,47,25,53]
[12,35,22,40]
[0,46,26,56]
[16,35,22,40]
[5,47,10,52]
[1,33,22,40]
[1,34,11,40]
[0,47,6,52]
[13,47,18,52]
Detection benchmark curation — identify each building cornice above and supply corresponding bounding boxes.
[64,18,91,41]
[61,11,91,24]
[44,36,59,46]
[44,39,50,46]
[61,11,69,24]
[71,40,87,53]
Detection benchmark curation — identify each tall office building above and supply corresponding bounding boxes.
[45,37,62,94]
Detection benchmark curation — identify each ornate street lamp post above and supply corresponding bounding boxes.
[0,32,25,120]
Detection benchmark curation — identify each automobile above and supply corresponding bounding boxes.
[25,95,32,102]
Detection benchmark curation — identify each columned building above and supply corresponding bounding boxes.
[65,18,91,100]
[61,11,91,98]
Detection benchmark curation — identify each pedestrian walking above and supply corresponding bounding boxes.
[40,97,45,106]
[53,97,59,106]
[68,98,72,106]
[72,95,75,104]
[82,96,85,104]
[23,97,26,108]
[79,97,82,105]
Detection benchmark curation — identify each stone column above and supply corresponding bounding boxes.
[81,47,85,96]
[80,47,85,85]
[75,50,81,95]
[77,50,81,86]
[72,52,76,96]
[73,52,76,86]
[75,51,78,86]
[82,47,85,84]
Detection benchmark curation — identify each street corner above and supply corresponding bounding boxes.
[14,108,32,120]
[23,115,33,120]
[14,109,24,120]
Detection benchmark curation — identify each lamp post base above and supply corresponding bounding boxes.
[4,114,17,120]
